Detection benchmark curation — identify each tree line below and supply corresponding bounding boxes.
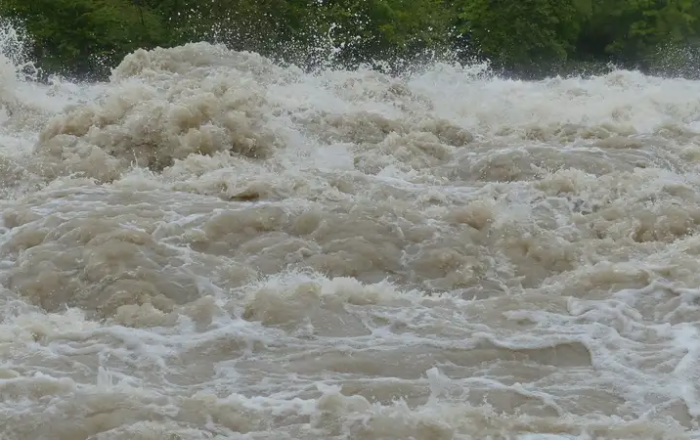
[1,0,700,80]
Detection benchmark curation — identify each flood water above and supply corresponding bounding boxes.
[2,29,700,439]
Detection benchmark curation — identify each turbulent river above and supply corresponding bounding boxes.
[3,28,700,440]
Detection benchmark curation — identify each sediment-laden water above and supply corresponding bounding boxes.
[2,29,700,440]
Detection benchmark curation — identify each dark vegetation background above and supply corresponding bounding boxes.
[1,0,700,81]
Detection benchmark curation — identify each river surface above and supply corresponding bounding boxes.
[2,27,700,440]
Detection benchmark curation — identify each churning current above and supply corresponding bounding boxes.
[2,32,700,440]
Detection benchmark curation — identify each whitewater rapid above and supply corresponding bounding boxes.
[2,32,700,440]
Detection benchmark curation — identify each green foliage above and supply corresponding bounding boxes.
[0,0,164,78]
[318,0,454,68]
[1,0,700,79]
[579,0,699,62]
[459,0,590,69]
